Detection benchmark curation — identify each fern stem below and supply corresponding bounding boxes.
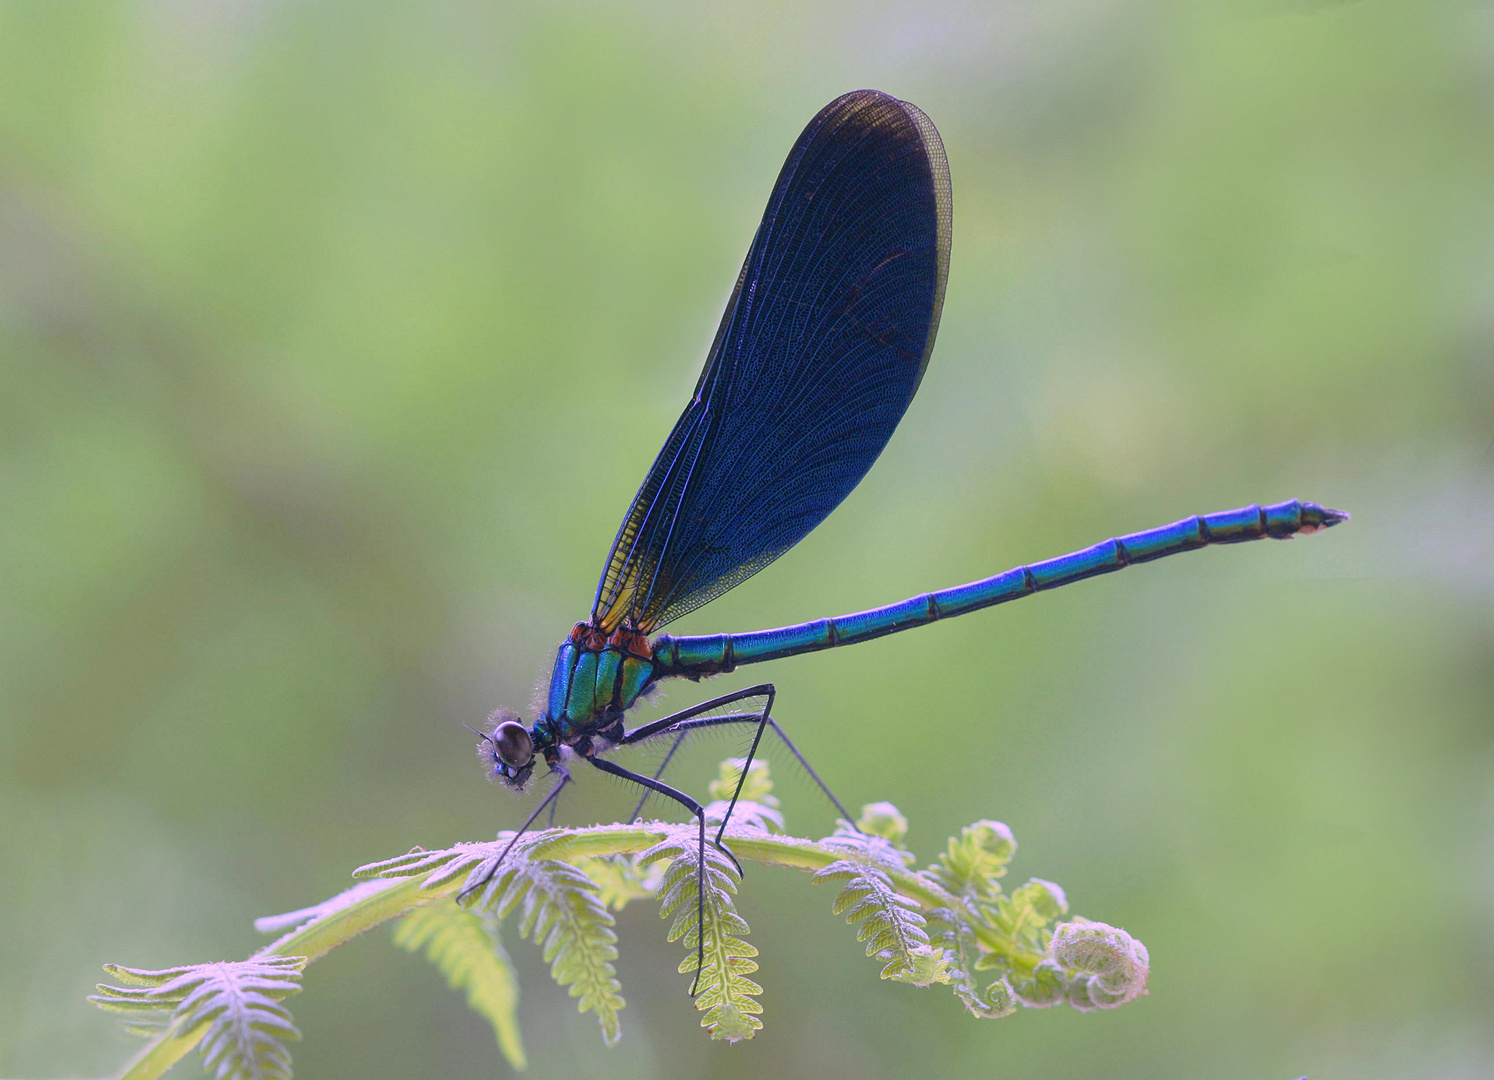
[114,1020,210,1080]
[723,836,952,905]
[527,825,670,861]
[257,878,429,962]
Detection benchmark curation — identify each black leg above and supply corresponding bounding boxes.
[620,685,773,852]
[622,704,856,838]
[585,754,712,996]
[757,716,853,825]
[714,687,775,850]
[620,684,774,842]
[627,729,688,824]
[621,684,778,745]
[459,768,571,902]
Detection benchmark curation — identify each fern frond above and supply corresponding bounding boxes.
[392,900,525,1069]
[926,820,1016,902]
[355,838,511,893]
[92,764,1154,1076]
[353,822,671,892]
[832,869,947,986]
[469,843,626,1045]
[978,877,1068,963]
[90,956,306,1080]
[640,828,762,1042]
[1047,919,1150,1010]
[797,820,949,985]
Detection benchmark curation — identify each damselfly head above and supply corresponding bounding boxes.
[479,710,536,790]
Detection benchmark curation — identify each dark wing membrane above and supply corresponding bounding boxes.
[592,90,952,633]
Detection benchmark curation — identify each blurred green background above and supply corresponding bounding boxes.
[2,0,1490,1077]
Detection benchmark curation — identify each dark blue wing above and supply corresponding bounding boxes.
[592,90,952,633]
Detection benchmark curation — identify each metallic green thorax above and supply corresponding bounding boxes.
[542,623,658,741]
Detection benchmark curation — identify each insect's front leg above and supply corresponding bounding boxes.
[458,765,572,902]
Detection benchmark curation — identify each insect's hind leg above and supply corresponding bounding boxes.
[621,684,781,745]
[619,684,777,838]
[621,687,856,846]
[626,729,688,824]
[715,685,775,849]
[756,715,853,827]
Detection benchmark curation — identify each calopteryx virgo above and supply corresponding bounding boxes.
[465,90,1348,987]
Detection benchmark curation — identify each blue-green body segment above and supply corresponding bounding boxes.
[538,500,1346,731]
[475,92,1348,966]
[544,627,658,738]
[650,499,1344,678]
[502,93,1348,776]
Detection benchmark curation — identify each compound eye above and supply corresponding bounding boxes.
[492,721,534,769]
